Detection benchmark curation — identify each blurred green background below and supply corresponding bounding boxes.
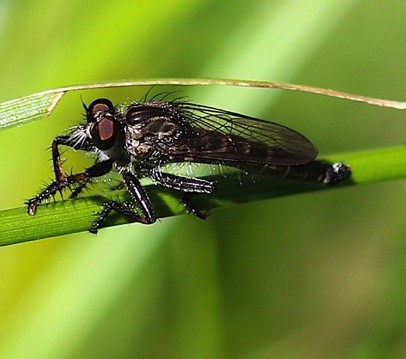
[0,1,405,358]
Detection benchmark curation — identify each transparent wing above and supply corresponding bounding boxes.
[164,102,318,166]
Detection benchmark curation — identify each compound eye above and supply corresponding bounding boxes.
[87,98,114,123]
[85,98,118,150]
[90,115,117,150]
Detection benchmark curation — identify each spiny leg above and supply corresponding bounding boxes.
[89,171,156,233]
[149,170,216,193]
[51,135,94,181]
[149,170,216,219]
[26,159,113,215]
[89,201,144,234]
[27,133,98,210]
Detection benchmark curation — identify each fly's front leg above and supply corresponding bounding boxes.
[90,171,156,234]
[26,159,113,215]
[51,135,94,181]
[52,136,70,181]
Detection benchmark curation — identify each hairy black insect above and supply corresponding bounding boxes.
[26,97,351,233]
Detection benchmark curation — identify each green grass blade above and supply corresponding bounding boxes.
[1,77,405,131]
[0,92,65,130]
[1,145,405,246]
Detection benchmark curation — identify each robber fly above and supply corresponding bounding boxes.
[26,97,351,233]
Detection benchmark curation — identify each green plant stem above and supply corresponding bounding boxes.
[0,145,405,246]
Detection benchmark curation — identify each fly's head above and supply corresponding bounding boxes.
[84,98,120,152]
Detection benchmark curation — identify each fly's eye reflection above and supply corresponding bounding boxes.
[26,96,351,233]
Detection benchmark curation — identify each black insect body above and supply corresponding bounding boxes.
[26,98,351,233]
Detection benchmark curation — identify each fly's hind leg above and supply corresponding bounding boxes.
[149,170,216,220]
